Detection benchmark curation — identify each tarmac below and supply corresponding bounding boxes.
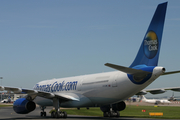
[0,102,180,120]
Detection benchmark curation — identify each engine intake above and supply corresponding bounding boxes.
[13,98,36,114]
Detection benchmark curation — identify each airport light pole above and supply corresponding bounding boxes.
[0,77,3,101]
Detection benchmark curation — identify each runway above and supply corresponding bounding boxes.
[0,105,178,120]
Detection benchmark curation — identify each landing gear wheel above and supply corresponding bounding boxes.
[40,112,46,117]
[103,112,110,117]
[51,111,55,118]
[116,111,120,117]
[41,112,43,117]
[51,111,67,118]
[103,111,120,117]
[63,111,67,118]
[110,111,114,117]
[40,106,46,117]
[58,111,63,118]
[55,112,59,118]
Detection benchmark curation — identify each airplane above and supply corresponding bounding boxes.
[167,92,180,101]
[1,96,12,103]
[168,92,176,101]
[0,2,180,118]
[140,95,171,104]
[137,87,180,101]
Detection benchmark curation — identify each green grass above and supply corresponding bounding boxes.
[61,105,180,119]
[0,104,12,107]
[121,105,180,119]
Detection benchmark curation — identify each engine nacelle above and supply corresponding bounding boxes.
[112,101,126,111]
[13,98,36,114]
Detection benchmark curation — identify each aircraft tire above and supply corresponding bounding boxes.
[51,111,55,118]
[110,111,114,117]
[116,111,120,117]
[40,112,46,117]
[55,112,59,118]
[103,112,110,117]
[44,112,46,117]
[63,111,67,118]
[40,112,43,116]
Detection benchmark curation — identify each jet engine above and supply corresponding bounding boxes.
[112,101,126,111]
[13,98,36,114]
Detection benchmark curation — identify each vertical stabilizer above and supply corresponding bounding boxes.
[141,95,147,101]
[130,2,167,68]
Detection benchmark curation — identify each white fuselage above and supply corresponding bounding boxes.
[34,66,164,107]
[142,97,171,104]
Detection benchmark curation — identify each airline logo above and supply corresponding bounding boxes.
[143,31,158,59]
[33,81,78,92]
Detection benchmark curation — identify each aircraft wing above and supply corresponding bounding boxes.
[162,70,180,75]
[105,63,180,76]
[105,63,151,75]
[0,86,79,101]
[104,63,151,78]
[136,87,180,95]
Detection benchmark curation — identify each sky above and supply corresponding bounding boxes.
[0,0,180,98]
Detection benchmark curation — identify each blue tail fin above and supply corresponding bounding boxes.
[130,2,167,68]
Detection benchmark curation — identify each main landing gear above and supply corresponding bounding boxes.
[40,98,67,118]
[100,101,126,118]
[51,111,67,118]
[103,110,120,117]
[40,106,67,118]
[51,98,67,118]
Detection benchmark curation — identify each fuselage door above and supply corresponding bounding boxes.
[77,79,83,91]
[112,74,118,87]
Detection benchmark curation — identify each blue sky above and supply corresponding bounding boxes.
[0,0,180,98]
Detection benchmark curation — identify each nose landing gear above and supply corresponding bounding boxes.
[40,106,46,117]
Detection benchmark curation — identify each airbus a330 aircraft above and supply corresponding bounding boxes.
[0,2,180,118]
[140,95,171,104]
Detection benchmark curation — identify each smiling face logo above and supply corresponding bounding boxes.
[143,31,158,59]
